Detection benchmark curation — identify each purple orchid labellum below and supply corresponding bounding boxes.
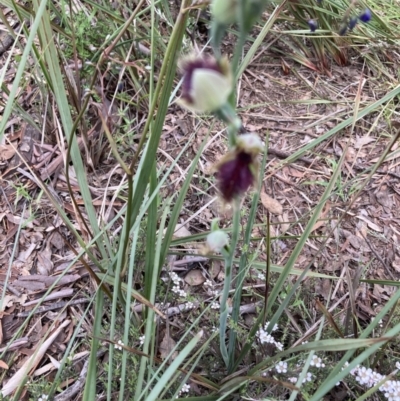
[217,151,254,202]
[216,133,264,202]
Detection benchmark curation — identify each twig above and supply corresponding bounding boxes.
[359,231,395,280]
[23,289,74,306]
[17,298,89,317]
[53,351,106,401]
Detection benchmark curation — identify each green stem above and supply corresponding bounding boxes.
[219,200,241,367]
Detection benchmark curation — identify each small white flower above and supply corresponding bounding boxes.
[264,321,279,332]
[304,372,313,383]
[257,272,265,280]
[210,301,220,309]
[204,279,213,287]
[114,340,124,350]
[139,335,145,346]
[379,378,393,392]
[350,364,359,376]
[169,272,181,284]
[288,377,298,383]
[310,355,325,368]
[181,383,190,393]
[38,396,48,401]
[183,302,194,310]
[370,371,383,386]
[177,383,191,396]
[275,361,288,373]
[356,367,373,385]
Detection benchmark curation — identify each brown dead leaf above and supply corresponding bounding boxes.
[345,146,356,163]
[311,201,331,233]
[172,224,191,239]
[376,191,393,209]
[1,320,70,397]
[356,215,383,233]
[209,260,222,279]
[159,331,177,361]
[184,270,205,286]
[354,136,375,149]
[260,192,283,215]
[342,230,361,249]
[0,360,9,370]
[49,231,64,250]
[0,294,28,312]
[0,144,17,161]
[37,244,53,276]
[277,212,290,234]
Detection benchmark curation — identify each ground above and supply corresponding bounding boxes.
[1,0,400,400]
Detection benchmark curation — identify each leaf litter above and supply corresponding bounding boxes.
[1,1,400,399]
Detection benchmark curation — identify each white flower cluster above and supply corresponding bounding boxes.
[170,272,187,297]
[276,361,288,373]
[345,363,400,400]
[114,340,124,350]
[176,383,190,397]
[139,335,145,346]
[288,372,313,384]
[203,279,219,297]
[257,321,283,351]
[210,301,220,309]
[310,355,325,368]
[38,396,48,401]
[182,301,194,310]
[257,272,265,281]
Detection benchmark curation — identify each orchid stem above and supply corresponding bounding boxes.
[219,200,241,367]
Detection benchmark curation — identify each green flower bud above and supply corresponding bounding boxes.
[211,0,238,25]
[206,230,229,253]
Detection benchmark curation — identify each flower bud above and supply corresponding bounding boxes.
[205,230,229,253]
[349,16,358,30]
[237,133,264,154]
[211,0,238,25]
[179,56,233,114]
[359,8,371,23]
[338,22,348,36]
[308,19,318,32]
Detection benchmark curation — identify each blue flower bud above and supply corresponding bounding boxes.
[338,22,348,36]
[349,16,358,30]
[308,19,318,32]
[359,8,372,23]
